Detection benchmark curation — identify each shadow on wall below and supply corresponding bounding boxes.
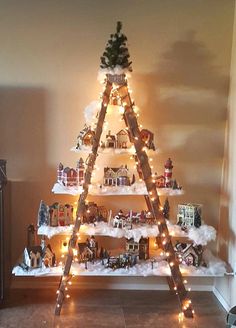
[132,31,230,230]
[0,87,52,265]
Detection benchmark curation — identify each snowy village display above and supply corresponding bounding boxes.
[12,22,227,319]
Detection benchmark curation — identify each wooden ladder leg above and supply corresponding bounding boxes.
[118,84,194,318]
[55,79,113,315]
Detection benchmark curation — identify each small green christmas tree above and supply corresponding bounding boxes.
[100,21,132,71]
[163,198,170,220]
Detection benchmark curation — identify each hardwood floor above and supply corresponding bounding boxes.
[0,289,226,328]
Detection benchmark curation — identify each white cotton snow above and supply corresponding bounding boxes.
[84,100,101,124]
[188,225,216,246]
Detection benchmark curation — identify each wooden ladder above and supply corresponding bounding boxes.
[55,75,193,318]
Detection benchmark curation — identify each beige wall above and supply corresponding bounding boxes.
[0,0,234,291]
[215,1,236,310]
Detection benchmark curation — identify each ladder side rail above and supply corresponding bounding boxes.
[55,80,113,315]
[119,84,193,318]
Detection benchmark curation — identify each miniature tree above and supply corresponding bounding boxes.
[172,179,178,190]
[100,21,132,71]
[194,208,202,228]
[163,198,170,220]
[37,200,49,226]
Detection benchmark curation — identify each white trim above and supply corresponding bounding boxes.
[213,286,231,312]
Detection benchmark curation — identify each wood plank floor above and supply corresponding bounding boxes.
[0,289,226,328]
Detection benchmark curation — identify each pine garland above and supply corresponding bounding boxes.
[100,21,132,71]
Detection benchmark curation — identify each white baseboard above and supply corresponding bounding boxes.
[213,286,231,312]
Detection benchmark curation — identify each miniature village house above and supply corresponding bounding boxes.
[37,201,74,227]
[177,203,202,228]
[140,129,155,150]
[76,124,95,149]
[126,238,149,260]
[83,201,108,223]
[49,203,74,226]
[103,165,133,186]
[113,210,132,229]
[23,244,56,269]
[105,130,116,148]
[57,158,85,187]
[102,129,130,149]
[116,129,129,148]
[175,242,203,267]
[78,236,98,263]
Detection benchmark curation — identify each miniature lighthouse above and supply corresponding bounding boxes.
[76,158,85,185]
[164,158,173,187]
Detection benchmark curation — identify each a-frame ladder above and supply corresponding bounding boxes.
[55,75,193,318]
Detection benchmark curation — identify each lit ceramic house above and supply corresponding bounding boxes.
[78,236,98,262]
[176,203,202,228]
[23,246,43,268]
[116,129,129,148]
[57,163,77,187]
[83,202,108,223]
[113,210,132,229]
[103,165,131,186]
[175,242,203,267]
[76,158,85,185]
[76,124,95,149]
[43,245,56,267]
[48,202,74,226]
[22,244,56,269]
[78,243,94,262]
[105,130,116,148]
[140,129,155,150]
[126,237,149,260]
[57,160,85,187]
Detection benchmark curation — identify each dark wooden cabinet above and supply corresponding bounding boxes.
[0,159,10,304]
